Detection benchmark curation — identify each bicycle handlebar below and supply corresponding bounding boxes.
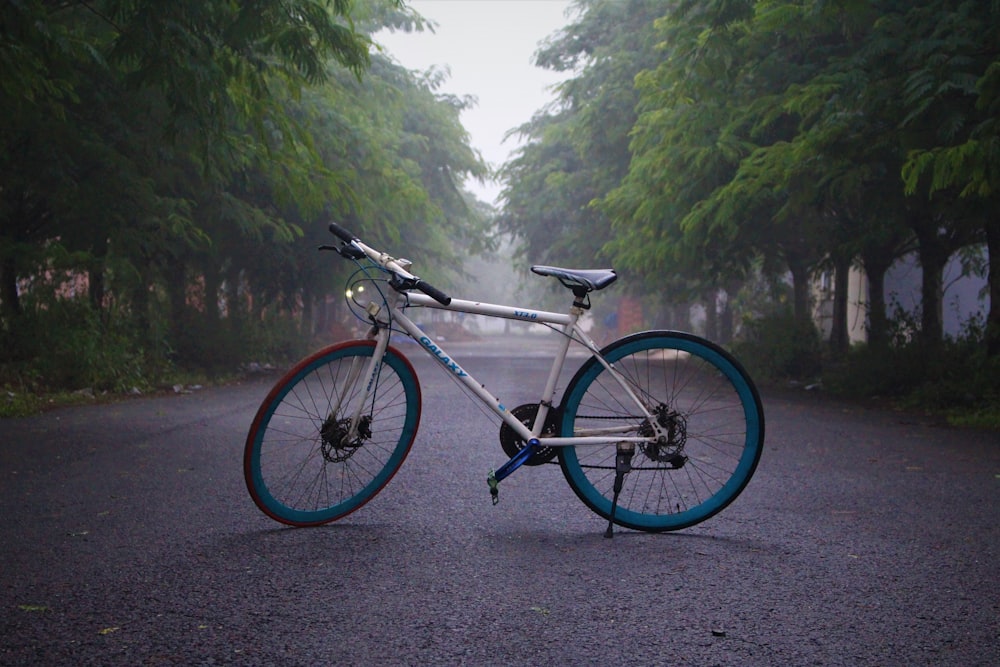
[413,279,451,305]
[328,222,452,306]
[329,221,357,244]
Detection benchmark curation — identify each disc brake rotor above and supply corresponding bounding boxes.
[638,404,688,468]
[320,415,371,463]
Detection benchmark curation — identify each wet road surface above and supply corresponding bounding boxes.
[1,339,998,665]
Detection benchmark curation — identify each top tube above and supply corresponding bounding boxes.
[402,292,574,326]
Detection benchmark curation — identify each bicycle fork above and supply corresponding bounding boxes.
[328,326,391,446]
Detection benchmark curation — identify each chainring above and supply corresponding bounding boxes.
[498,403,560,465]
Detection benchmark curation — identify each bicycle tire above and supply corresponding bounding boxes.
[244,340,421,526]
[558,331,764,532]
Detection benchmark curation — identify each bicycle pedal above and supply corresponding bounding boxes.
[487,469,500,505]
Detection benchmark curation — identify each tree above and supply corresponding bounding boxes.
[498,0,668,275]
[1,0,373,330]
[1,0,493,388]
[898,0,1000,353]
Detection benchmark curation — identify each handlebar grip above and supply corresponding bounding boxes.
[328,222,357,243]
[415,279,451,306]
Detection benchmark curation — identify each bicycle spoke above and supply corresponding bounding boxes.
[245,342,421,526]
[559,332,764,531]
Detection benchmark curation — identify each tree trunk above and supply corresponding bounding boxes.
[203,262,221,326]
[88,264,105,313]
[719,279,741,345]
[164,258,188,351]
[87,235,110,315]
[718,293,734,345]
[986,217,1000,357]
[703,289,718,341]
[224,265,245,333]
[863,257,890,349]
[0,254,23,320]
[919,252,945,347]
[911,214,949,349]
[830,255,851,355]
[859,223,912,350]
[787,255,812,327]
[301,290,313,339]
[313,292,329,338]
[132,264,152,346]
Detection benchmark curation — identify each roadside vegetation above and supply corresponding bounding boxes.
[1,0,490,416]
[2,0,998,428]
[496,0,1000,429]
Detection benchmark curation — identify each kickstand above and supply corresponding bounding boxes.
[604,445,634,539]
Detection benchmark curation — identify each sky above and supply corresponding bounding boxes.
[375,0,575,205]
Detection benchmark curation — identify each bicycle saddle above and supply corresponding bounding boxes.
[530,265,618,292]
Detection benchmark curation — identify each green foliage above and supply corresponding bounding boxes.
[0,298,146,393]
[1,390,46,419]
[824,314,1000,427]
[502,0,997,359]
[730,311,823,382]
[498,0,668,269]
[899,1,1000,198]
[0,0,490,406]
[822,343,928,399]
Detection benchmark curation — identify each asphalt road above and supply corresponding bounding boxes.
[1,341,998,666]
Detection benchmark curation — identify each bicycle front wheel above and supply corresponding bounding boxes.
[244,340,421,526]
[559,331,764,532]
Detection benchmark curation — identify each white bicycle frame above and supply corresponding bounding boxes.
[339,248,666,450]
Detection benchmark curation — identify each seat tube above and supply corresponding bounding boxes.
[533,306,582,432]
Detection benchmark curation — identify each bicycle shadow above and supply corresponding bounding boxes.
[221,514,779,563]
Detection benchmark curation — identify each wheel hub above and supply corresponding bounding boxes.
[320,415,371,462]
[639,404,688,468]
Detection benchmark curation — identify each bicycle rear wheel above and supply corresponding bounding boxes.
[244,340,420,526]
[559,331,764,532]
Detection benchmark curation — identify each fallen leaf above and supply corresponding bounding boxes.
[18,605,49,612]
[98,627,120,636]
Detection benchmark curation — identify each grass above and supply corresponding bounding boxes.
[944,407,1000,430]
[0,368,246,419]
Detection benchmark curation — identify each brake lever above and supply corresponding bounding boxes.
[319,243,365,260]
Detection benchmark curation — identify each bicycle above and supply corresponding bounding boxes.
[244,223,765,536]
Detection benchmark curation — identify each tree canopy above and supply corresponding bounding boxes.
[0,0,489,392]
[498,0,998,356]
